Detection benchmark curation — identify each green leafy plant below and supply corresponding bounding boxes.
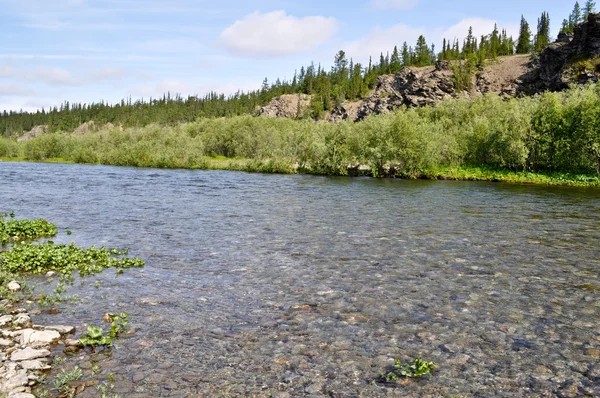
[79,325,113,347]
[382,357,436,382]
[79,313,130,348]
[0,212,58,245]
[0,241,144,276]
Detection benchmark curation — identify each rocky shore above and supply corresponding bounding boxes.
[0,285,75,397]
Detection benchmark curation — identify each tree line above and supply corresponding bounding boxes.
[0,4,593,137]
[561,1,596,34]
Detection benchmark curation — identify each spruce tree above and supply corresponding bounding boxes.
[415,35,431,66]
[534,12,551,51]
[584,1,596,18]
[401,42,410,66]
[390,46,401,73]
[516,16,532,54]
[573,2,582,25]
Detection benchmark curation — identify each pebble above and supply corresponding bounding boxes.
[0,311,76,397]
[7,281,21,292]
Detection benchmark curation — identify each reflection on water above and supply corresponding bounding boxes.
[2,162,600,397]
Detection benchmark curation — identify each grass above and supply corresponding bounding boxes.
[53,366,83,397]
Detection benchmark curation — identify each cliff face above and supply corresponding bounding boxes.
[522,13,600,92]
[328,62,455,122]
[258,15,600,123]
[257,94,311,119]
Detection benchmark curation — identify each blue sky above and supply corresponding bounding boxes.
[0,0,578,112]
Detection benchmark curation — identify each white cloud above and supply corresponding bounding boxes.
[89,67,127,81]
[344,17,519,64]
[129,78,262,99]
[441,18,519,44]
[372,0,419,10]
[220,10,337,57]
[0,84,35,97]
[344,24,426,63]
[31,67,80,86]
[0,65,16,78]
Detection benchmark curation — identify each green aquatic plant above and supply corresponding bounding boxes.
[79,313,130,348]
[382,357,436,382]
[79,325,113,347]
[0,241,144,276]
[0,212,57,245]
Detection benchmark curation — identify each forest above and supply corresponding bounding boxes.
[0,2,594,136]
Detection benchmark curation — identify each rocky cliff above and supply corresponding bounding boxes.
[257,94,311,119]
[522,12,600,92]
[259,14,600,122]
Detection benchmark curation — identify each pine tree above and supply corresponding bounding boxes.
[415,35,431,66]
[584,0,596,18]
[490,23,501,57]
[390,46,401,73]
[401,42,410,66]
[573,2,583,24]
[534,12,551,51]
[516,15,532,54]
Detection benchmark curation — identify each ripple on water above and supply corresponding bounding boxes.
[1,162,599,397]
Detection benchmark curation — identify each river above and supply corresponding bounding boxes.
[2,162,599,397]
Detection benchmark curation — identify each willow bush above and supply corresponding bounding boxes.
[2,84,599,177]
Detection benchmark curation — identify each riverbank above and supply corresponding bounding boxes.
[2,85,599,188]
[2,156,600,187]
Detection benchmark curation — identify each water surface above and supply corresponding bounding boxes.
[2,162,599,397]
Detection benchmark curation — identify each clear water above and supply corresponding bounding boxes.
[1,162,599,397]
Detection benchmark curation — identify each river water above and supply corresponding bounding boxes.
[1,162,599,397]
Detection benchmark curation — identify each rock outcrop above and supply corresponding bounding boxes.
[257,94,311,119]
[327,62,456,122]
[523,13,600,92]
[16,126,48,142]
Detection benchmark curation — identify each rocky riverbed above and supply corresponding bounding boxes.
[0,304,75,397]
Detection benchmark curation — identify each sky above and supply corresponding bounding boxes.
[0,0,578,112]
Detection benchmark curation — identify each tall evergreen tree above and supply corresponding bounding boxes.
[390,46,401,73]
[401,42,410,66]
[534,12,551,51]
[573,2,583,24]
[415,35,431,66]
[516,15,532,54]
[584,1,596,18]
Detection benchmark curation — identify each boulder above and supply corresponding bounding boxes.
[20,329,60,345]
[7,281,21,292]
[10,347,51,362]
[38,325,75,335]
[0,315,13,327]
[19,359,51,371]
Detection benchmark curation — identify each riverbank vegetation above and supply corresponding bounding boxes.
[1,4,587,133]
[1,84,599,186]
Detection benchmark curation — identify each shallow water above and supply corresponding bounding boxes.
[1,162,600,397]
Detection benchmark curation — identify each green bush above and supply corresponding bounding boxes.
[3,84,599,177]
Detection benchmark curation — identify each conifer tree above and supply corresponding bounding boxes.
[401,42,410,66]
[534,12,551,51]
[390,46,401,73]
[516,16,532,54]
[415,35,431,66]
[584,1,596,18]
[573,2,583,24]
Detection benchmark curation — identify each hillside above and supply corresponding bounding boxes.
[259,14,600,122]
